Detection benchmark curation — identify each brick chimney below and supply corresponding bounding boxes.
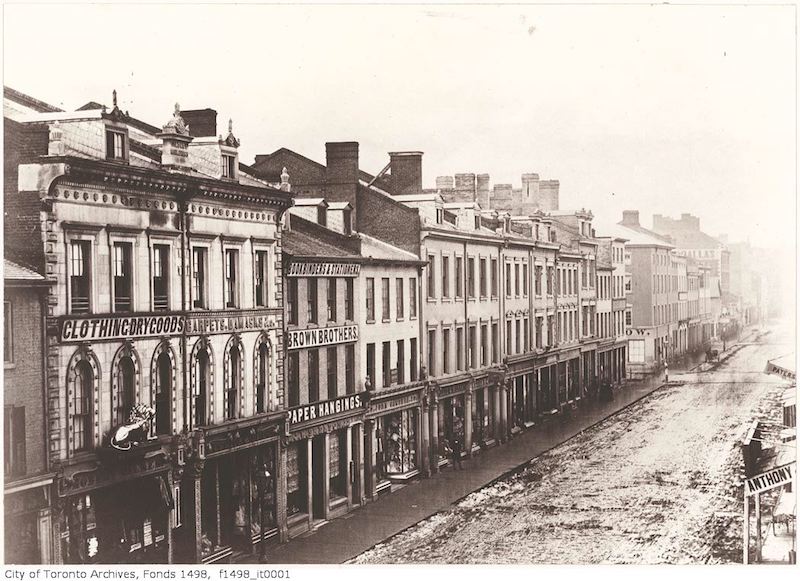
[388,151,423,196]
[454,173,476,203]
[436,176,454,190]
[182,109,217,137]
[476,174,490,208]
[621,210,640,226]
[325,142,359,223]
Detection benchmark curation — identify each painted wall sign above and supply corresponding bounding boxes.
[286,262,360,277]
[287,325,359,350]
[60,315,184,342]
[626,328,651,337]
[745,462,794,496]
[764,361,796,380]
[288,393,364,426]
[185,313,277,335]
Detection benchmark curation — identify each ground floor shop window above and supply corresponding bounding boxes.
[629,340,645,363]
[438,395,465,461]
[248,447,277,538]
[472,387,494,444]
[286,442,307,517]
[510,375,536,428]
[329,430,347,500]
[558,362,567,403]
[4,488,47,564]
[62,479,170,564]
[539,367,556,411]
[377,409,418,476]
[568,359,580,400]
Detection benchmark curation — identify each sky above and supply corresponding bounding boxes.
[2,2,796,249]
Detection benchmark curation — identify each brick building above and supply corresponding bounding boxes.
[4,260,54,563]
[4,88,292,564]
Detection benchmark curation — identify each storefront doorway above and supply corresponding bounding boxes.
[311,435,326,520]
[350,424,361,505]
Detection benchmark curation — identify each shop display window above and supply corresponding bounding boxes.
[472,387,494,444]
[286,442,307,517]
[60,493,99,564]
[329,430,347,500]
[437,396,465,460]
[378,409,418,476]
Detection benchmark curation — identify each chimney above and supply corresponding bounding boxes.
[436,176,455,190]
[325,142,360,223]
[388,151,423,196]
[539,180,559,211]
[621,210,640,226]
[476,174,490,208]
[454,173,476,203]
[492,184,513,211]
[521,173,540,198]
[157,103,194,172]
[181,109,217,137]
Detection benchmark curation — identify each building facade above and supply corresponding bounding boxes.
[5,89,292,564]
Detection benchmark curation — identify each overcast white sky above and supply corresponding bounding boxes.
[3,2,795,248]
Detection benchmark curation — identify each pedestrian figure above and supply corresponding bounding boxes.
[451,433,463,470]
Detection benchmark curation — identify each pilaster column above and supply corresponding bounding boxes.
[345,426,353,511]
[464,388,473,456]
[364,419,375,499]
[276,441,288,543]
[430,396,440,474]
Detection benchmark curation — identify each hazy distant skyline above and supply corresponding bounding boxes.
[3,3,795,248]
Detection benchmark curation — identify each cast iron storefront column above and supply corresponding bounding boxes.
[276,440,288,543]
[364,419,375,498]
[429,395,440,474]
[420,400,430,477]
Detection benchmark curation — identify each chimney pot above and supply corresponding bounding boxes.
[181,109,218,138]
[622,210,640,226]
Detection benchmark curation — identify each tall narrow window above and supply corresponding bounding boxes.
[382,278,390,321]
[257,343,269,414]
[255,250,269,307]
[156,352,172,434]
[192,247,207,309]
[547,266,554,295]
[442,328,451,374]
[382,342,391,387]
[469,325,477,368]
[308,349,319,403]
[523,264,529,297]
[523,317,530,351]
[327,347,338,400]
[468,258,476,298]
[505,263,512,298]
[345,278,354,320]
[409,278,417,318]
[221,153,236,179]
[456,327,464,371]
[442,256,450,298]
[427,255,436,299]
[396,340,405,384]
[410,338,418,381]
[153,245,170,311]
[536,317,543,349]
[491,258,498,297]
[427,330,436,376]
[327,278,337,321]
[481,324,488,366]
[307,278,318,324]
[366,344,375,389]
[4,406,26,476]
[492,322,499,363]
[396,278,404,320]
[116,356,136,427]
[506,320,513,355]
[535,266,542,295]
[72,361,93,453]
[479,258,487,297]
[515,319,521,353]
[455,256,464,298]
[224,249,239,308]
[287,352,300,407]
[70,241,91,314]
[366,278,375,321]
[3,302,12,364]
[345,345,355,394]
[515,263,521,296]
[196,350,209,426]
[287,278,298,325]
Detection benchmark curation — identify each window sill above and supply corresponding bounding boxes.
[426,298,438,303]
[396,317,404,322]
[366,319,375,324]
[4,362,16,370]
[382,318,391,323]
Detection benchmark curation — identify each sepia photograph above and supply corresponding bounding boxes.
[1,0,796,570]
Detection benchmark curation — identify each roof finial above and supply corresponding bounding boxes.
[228,118,233,134]
[112,89,118,108]
[174,102,181,116]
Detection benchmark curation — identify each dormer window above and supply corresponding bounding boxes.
[317,206,327,227]
[221,153,237,179]
[343,208,353,235]
[436,208,444,224]
[474,216,481,230]
[105,128,128,161]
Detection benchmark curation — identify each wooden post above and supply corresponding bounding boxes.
[755,493,762,563]
[743,493,750,564]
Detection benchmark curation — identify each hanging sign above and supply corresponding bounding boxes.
[745,461,795,496]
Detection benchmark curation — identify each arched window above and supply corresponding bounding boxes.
[72,361,93,452]
[227,347,240,420]
[155,352,172,435]
[256,342,269,414]
[196,350,209,427]
[116,356,136,426]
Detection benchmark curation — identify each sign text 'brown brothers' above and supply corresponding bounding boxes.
[286,262,360,278]
[287,325,358,350]
[288,393,364,426]
[745,462,795,496]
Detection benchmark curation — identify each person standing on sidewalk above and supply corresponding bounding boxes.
[451,416,464,470]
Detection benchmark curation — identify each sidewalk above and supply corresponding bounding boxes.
[249,373,673,564]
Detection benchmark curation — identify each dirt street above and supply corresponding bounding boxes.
[353,328,793,564]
